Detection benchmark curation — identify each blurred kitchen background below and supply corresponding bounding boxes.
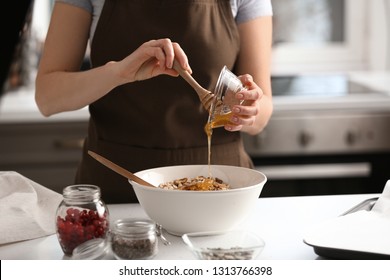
[1,0,390,196]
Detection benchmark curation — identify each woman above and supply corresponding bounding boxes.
[35,0,273,203]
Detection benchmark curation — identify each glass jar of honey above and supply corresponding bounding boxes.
[207,66,245,130]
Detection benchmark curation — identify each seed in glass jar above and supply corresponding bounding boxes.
[111,236,157,260]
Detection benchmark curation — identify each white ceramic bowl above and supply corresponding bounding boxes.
[130,165,267,236]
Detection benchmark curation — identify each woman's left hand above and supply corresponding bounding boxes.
[224,74,263,132]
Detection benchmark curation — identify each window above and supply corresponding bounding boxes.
[271,0,390,74]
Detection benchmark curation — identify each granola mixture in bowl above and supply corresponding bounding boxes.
[158,176,230,191]
[129,165,267,236]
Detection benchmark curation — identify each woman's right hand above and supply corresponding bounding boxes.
[114,38,192,83]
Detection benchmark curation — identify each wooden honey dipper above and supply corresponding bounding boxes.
[172,59,215,112]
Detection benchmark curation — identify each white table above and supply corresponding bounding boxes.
[0,193,379,260]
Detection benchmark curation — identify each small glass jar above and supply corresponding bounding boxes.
[55,185,110,256]
[110,218,158,260]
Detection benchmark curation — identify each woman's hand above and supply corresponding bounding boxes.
[113,38,191,83]
[224,74,263,132]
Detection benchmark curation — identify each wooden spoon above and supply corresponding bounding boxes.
[88,150,156,188]
[172,59,215,112]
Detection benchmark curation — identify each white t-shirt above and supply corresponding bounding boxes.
[55,0,273,43]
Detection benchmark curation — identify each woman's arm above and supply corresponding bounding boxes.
[35,3,190,117]
[228,16,273,135]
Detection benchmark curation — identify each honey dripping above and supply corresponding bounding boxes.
[204,112,234,184]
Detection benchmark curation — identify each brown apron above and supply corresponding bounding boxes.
[76,0,254,203]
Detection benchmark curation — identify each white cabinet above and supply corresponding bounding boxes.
[0,121,88,193]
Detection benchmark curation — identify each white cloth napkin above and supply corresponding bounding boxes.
[303,180,390,256]
[0,171,63,244]
[372,180,390,216]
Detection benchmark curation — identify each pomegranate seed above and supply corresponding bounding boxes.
[56,207,109,255]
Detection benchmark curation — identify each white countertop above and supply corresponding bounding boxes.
[1,71,389,124]
[0,193,379,260]
[272,71,390,113]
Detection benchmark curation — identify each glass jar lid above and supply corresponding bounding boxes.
[72,238,113,260]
